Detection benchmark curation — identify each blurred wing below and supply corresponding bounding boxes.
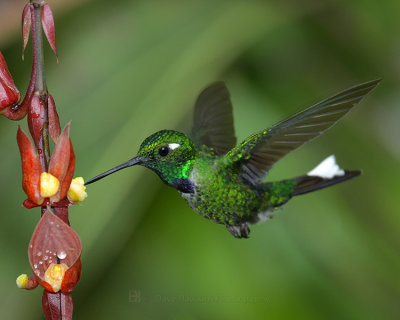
[225,79,381,185]
[191,82,236,155]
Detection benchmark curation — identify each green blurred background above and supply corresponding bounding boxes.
[0,0,399,319]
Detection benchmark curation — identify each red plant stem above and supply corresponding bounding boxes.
[31,2,68,222]
[30,1,71,223]
[30,2,69,318]
[31,1,50,171]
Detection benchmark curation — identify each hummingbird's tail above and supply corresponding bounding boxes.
[260,155,360,208]
[291,155,361,196]
[291,170,360,196]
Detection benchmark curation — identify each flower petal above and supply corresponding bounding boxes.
[61,258,81,293]
[41,3,57,57]
[48,124,71,202]
[23,198,75,209]
[58,141,75,201]
[48,94,61,143]
[17,127,43,205]
[28,209,82,292]
[22,4,32,59]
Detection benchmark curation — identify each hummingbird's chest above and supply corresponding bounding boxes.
[179,158,263,225]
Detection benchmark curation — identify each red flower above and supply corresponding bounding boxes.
[28,209,82,293]
[17,124,76,206]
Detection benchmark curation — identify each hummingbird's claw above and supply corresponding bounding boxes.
[226,223,250,239]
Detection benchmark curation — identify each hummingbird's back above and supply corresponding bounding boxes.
[180,152,272,226]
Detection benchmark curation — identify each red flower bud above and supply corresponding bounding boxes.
[42,291,73,320]
[28,209,82,293]
[0,52,20,114]
[22,4,32,58]
[3,48,35,121]
[2,98,29,120]
[42,3,57,57]
[28,94,45,149]
[48,94,61,143]
[17,127,44,205]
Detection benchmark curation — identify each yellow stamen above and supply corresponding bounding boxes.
[44,263,68,292]
[16,274,28,289]
[40,172,60,198]
[68,177,88,202]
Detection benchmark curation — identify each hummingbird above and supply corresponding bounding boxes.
[86,79,380,238]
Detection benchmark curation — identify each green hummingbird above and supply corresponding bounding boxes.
[86,79,380,238]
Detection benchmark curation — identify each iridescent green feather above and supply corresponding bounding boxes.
[137,130,196,183]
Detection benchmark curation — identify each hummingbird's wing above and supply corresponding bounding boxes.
[224,79,381,185]
[191,82,236,155]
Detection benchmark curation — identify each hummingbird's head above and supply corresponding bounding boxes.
[85,130,197,192]
[136,130,197,186]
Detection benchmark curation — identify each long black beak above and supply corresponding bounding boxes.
[85,156,144,185]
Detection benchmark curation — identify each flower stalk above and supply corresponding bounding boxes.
[2,1,87,319]
[31,1,50,172]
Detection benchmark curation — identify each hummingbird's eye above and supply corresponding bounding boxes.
[158,146,170,157]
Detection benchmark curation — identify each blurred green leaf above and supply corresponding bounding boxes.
[0,0,399,319]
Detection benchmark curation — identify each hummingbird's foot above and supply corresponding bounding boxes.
[226,223,250,239]
[226,225,241,238]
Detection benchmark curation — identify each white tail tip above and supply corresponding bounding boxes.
[307,155,345,179]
